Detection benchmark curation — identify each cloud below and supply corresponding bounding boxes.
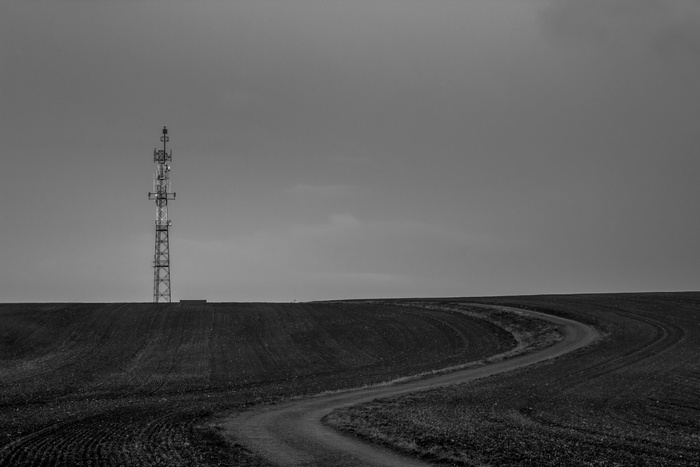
[289,212,362,238]
[173,214,503,301]
[328,153,375,168]
[287,184,366,200]
[540,0,700,60]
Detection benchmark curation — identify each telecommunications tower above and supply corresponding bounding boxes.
[148,126,176,302]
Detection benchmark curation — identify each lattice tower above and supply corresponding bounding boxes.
[148,126,176,302]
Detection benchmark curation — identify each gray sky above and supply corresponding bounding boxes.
[2,0,700,302]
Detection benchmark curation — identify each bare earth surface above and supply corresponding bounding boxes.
[222,305,598,466]
[3,294,697,466]
[0,302,515,466]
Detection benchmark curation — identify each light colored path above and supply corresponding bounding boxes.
[223,305,599,466]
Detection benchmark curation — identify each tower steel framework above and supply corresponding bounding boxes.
[148,126,176,302]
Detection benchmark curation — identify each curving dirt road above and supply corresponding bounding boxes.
[222,305,599,466]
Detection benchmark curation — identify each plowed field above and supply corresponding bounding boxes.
[327,293,700,466]
[0,302,514,466]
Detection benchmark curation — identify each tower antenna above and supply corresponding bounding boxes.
[148,126,176,302]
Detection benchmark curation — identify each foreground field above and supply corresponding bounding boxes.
[0,301,513,466]
[327,293,700,466]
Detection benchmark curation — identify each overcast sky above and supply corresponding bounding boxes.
[2,0,700,302]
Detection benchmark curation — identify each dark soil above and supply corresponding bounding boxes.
[326,293,700,466]
[0,301,514,466]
